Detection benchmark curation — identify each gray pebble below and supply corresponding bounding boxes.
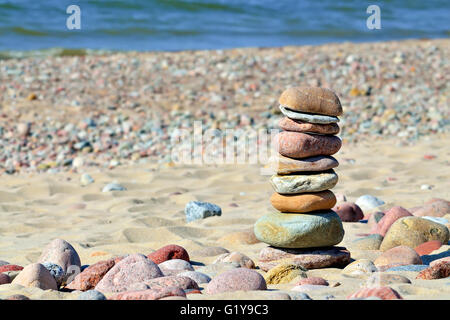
[279,105,339,124]
[185,201,222,222]
[78,290,107,300]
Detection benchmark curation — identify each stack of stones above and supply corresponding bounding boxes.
[254,87,350,270]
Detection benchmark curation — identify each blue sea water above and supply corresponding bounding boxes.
[0,0,448,53]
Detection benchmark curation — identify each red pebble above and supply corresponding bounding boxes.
[416,261,450,280]
[423,154,436,160]
[414,240,442,256]
[0,265,23,273]
[147,244,190,264]
[347,286,403,300]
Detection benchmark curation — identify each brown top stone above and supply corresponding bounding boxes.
[279,87,343,116]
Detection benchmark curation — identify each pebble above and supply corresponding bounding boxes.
[430,256,450,267]
[374,245,423,270]
[380,216,449,251]
[350,234,383,250]
[355,195,385,212]
[365,273,411,286]
[371,206,412,236]
[102,183,126,192]
[342,259,378,276]
[267,155,339,175]
[258,246,350,271]
[332,202,364,222]
[109,287,186,300]
[80,173,94,186]
[185,201,222,223]
[11,263,58,290]
[294,277,328,286]
[414,240,443,256]
[177,271,211,284]
[158,259,194,276]
[254,210,344,248]
[278,87,343,116]
[278,117,340,135]
[213,252,255,269]
[66,257,123,291]
[0,264,23,273]
[0,273,11,285]
[263,261,307,284]
[41,262,65,287]
[95,254,164,293]
[78,290,107,300]
[147,244,190,264]
[347,286,403,300]
[38,238,81,273]
[416,261,450,280]
[279,105,339,124]
[275,131,342,158]
[270,170,338,194]
[270,191,337,213]
[205,268,267,294]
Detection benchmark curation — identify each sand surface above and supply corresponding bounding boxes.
[1,132,449,299]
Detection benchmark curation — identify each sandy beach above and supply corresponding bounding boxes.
[0,38,449,300]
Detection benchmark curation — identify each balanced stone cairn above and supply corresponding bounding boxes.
[254,87,350,270]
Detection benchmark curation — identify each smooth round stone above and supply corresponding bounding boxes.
[0,273,11,285]
[279,105,339,124]
[11,263,58,290]
[263,261,307,284]
[94,254,163,293]
[374,246,423,270]
[275,131,342,158]
[102,183,126,192]
[270,191,336,213]
[278,117,340,135]
[158,259,194,276]
[342,259,378,276]
[38,238,81,273]
[267,155,339,175]
[205,268,267,294]
[147,244,190,264]
[78,290,107,300]
[254,210,344,249]
[365,273,411,286]
[332,202,364,222]
[295,277,328,286]
[380,216,449,251]
[270,170,338,194]
[278,87,343,116]
[258,246,351,271]
[213,252,255,269]
[143,275,199,291]
[355,195,385,212]
[385,265,428,272]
